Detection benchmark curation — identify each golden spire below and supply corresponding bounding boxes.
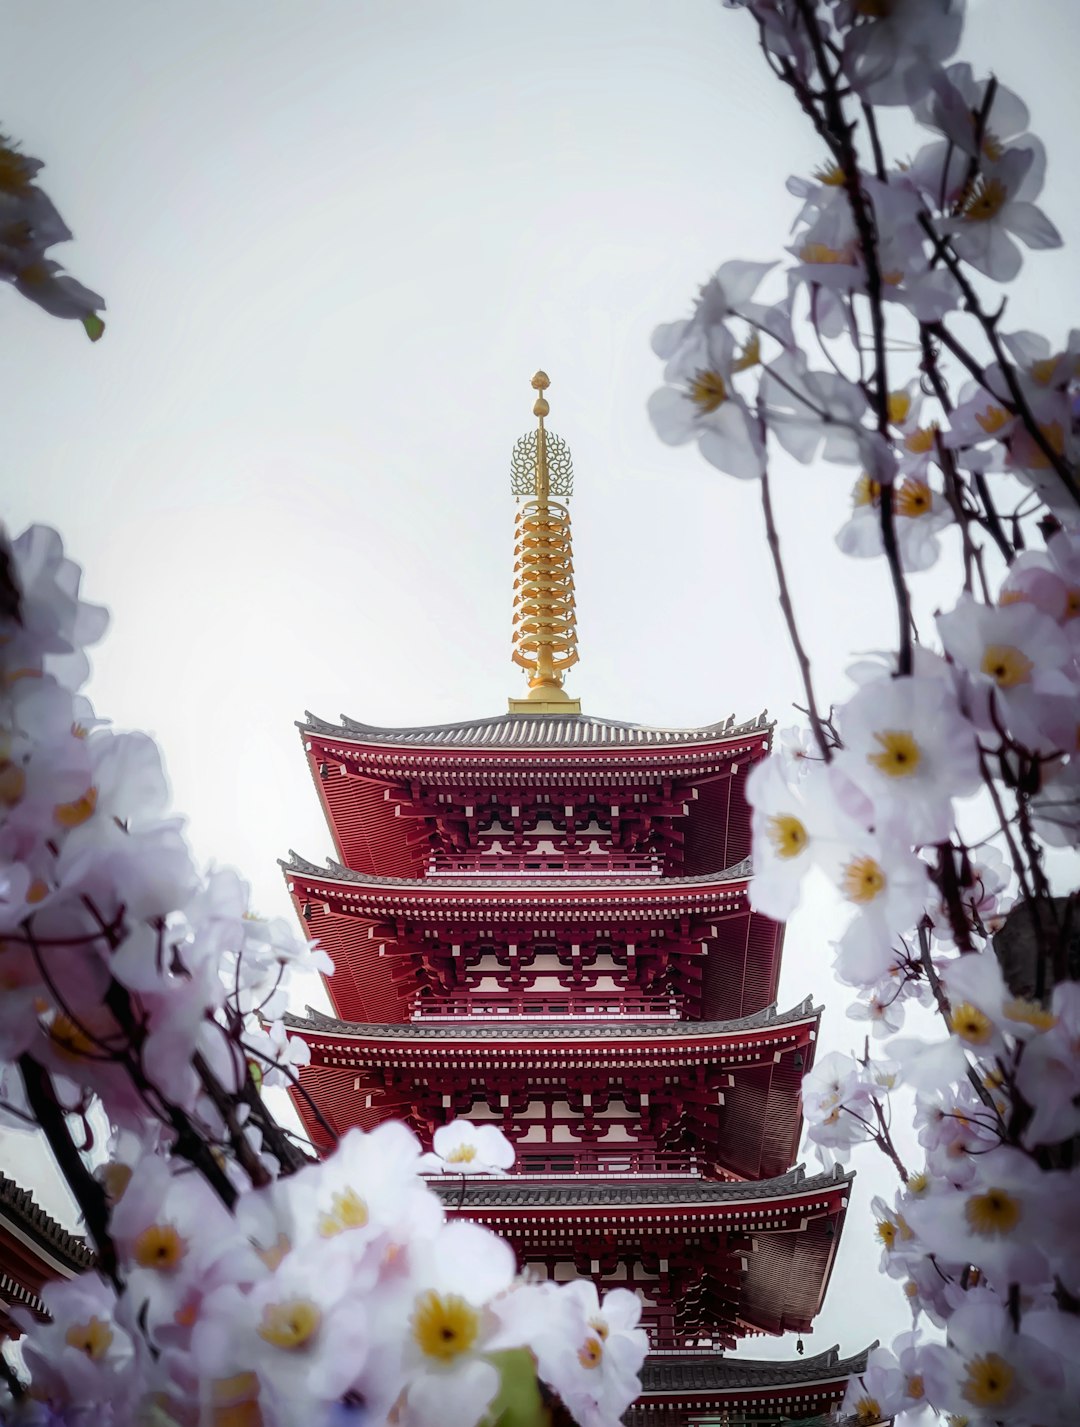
[508,371,581,715]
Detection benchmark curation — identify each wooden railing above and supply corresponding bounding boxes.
[513,1149,705,1179]
[411,994,682,1021]
[430,854,663,875]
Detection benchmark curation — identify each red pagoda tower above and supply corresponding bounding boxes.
[283,373,860,1425]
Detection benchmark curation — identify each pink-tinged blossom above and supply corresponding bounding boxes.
[837,0,963,107]
[938,594,1076,754]
[649,320,765,481]
[801,1050,878,1166]
[1015,981,1080,1147]
[15,1272,136,1415]
[836,471,952,572]
[905,1148,1058,1288]
[759,352,870,466]
[919,1295,1066,1423]
[937,141,1062,281]
[526,1280,648,1427]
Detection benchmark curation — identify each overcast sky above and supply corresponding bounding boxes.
[2,0,1078,1368]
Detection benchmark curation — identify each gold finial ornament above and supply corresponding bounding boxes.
[508,371,581,715]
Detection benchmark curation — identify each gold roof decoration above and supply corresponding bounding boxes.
[508,371,581,715]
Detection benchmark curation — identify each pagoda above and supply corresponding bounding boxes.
[283,373,859,1425]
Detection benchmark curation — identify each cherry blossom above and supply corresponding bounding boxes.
[420,1119,516,1177]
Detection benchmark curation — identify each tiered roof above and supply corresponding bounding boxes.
[0,1176,92,1336]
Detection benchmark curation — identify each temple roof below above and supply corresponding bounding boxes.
[301,709,769,750]
[436,1164,850,1209]
[640,1342,872,1392]
[284,997,816,1042]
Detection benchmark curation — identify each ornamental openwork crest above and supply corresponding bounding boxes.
[510,428,574,498]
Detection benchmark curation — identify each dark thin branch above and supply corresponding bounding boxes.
[760,464,833,762]
[17,1055,120,1290]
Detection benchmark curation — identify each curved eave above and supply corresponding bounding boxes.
[635,1344,873,1411]
[437,1165,851,1214]
[300,709,772,756]
[0,1176,94,1277]
[282,1000,819,1064]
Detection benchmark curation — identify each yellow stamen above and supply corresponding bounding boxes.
[961,1353,1015,1409]
[446,1144,478,1164]
[732,333,761,373]
[841,855,887,905]
[318,1186,369,1237]
[578,1336,604,1370]
[0,761,25,807]
[949,1002,993,1045]
[812,161,846,187]
[867,730,921,779]
[257,1298,322,1351]
[1063,587,1080,621]
[688,371,727,413]
[1030,356,1058,385]
[875,1220,896,1249]
[411,1290,480,1362]
[1004,997,1057,1031]
[907,1375,925,1400]
[904,424,938,455]
[48,1013,96,1060]
[26,879,49,904]
[852,473,881,508]
[798,242,854,266]
[980,644,1033,689]
[211,1372,262,1427]
[960,177,1008,222]
[976,404,1010,435]
[255,1233,292,1271]
[65,1316,113,1360]
[54,786,98,829]
[895,477,933,517]
[907,1171,929,1195]
[133,1223,187,1272]
[766,813,808,860]
[965,1187,1021,1237]
[887,391,912,425]
[588,1316,610,1342]
[854,1396,884,1426]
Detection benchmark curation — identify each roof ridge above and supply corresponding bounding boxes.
[0,1174,94,1269]
[298,709,774,749]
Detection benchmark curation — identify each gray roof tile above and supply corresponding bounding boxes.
[283,998,818,1042]
[300,710,770,751]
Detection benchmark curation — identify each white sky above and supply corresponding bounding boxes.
[2,0,1078,1369]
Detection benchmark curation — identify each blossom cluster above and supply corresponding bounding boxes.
[0,527,647,1427]
[0,135,104,339]
[652,3,1079,1424]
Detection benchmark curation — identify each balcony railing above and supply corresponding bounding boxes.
[411,994,682,1021]
[513,1149,705,1179]
[430,854,663,876]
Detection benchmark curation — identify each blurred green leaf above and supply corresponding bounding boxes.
[485,1349,549,1427]
[82,314,105,342]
